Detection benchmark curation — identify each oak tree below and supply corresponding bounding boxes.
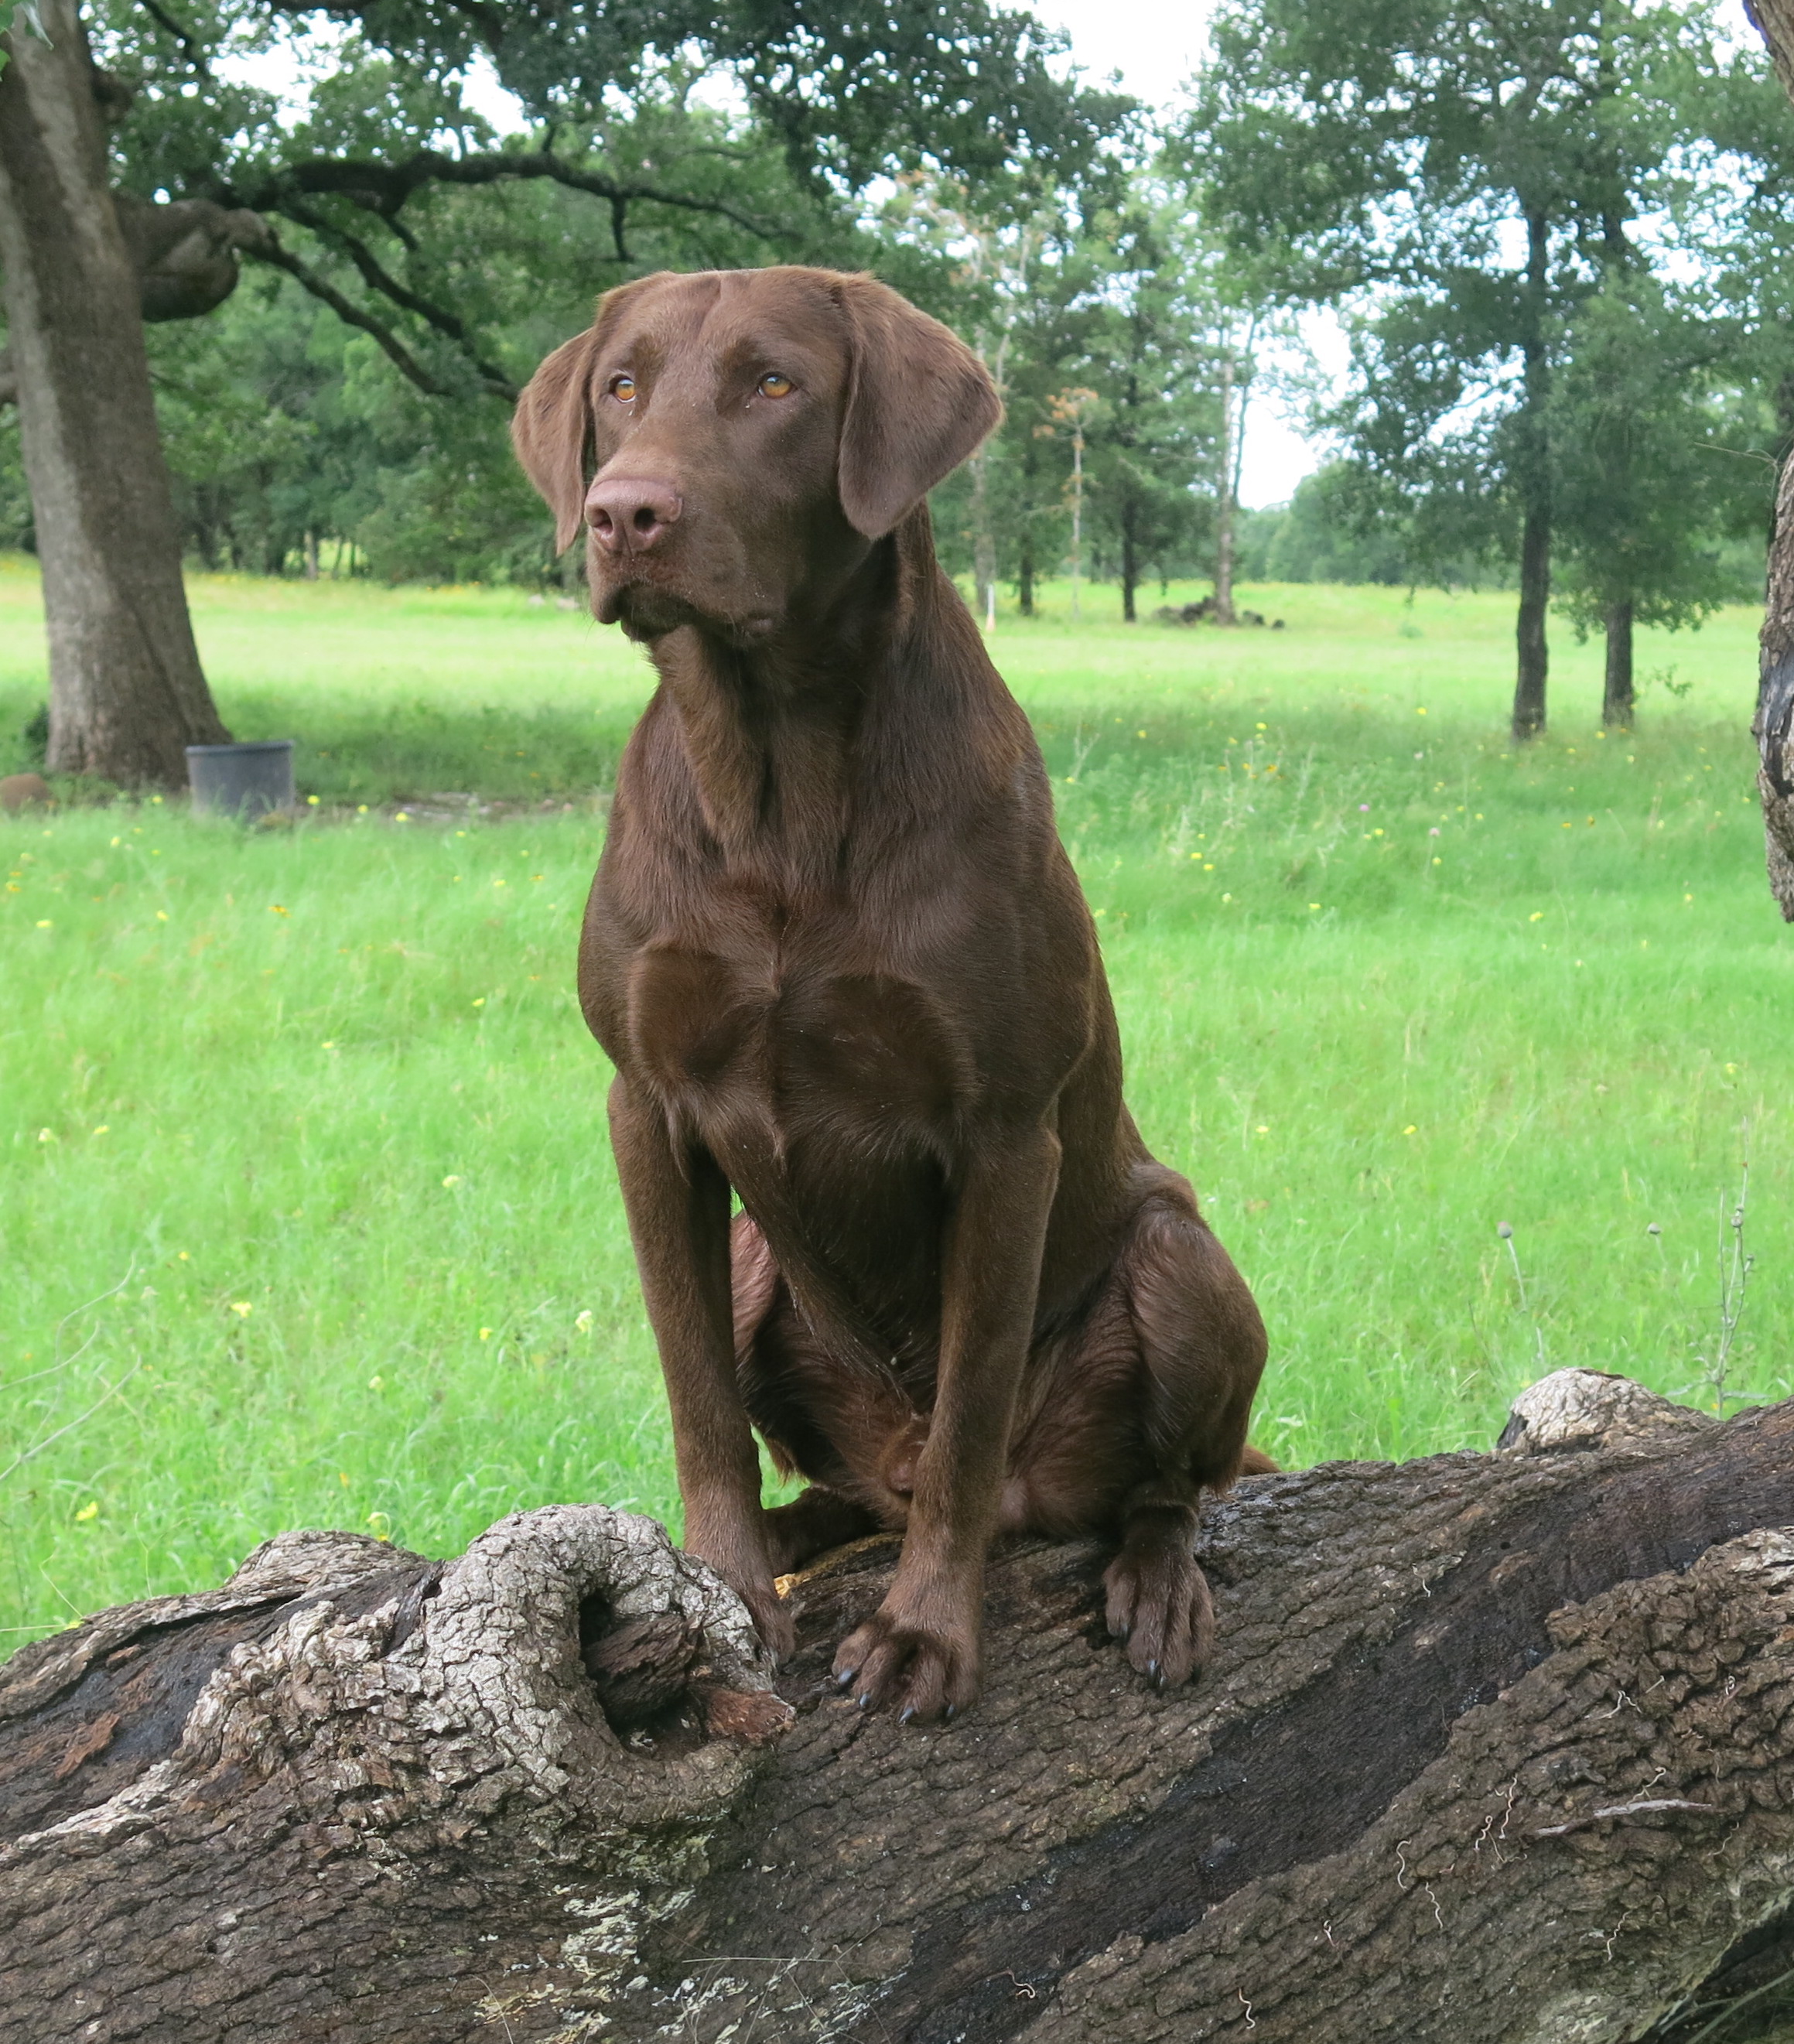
[0,0,1123,784]
[1187,0,1748,738]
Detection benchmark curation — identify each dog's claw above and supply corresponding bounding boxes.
[1146,1659,1160,1685]
[943,1703,958,1723]
[835,1666,858,1690]
[898,1704,917,1726]
[856,1692,873,1711]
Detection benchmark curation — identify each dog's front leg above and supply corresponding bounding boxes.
[833,1124,1061,1724]
[608,1078,791,1659]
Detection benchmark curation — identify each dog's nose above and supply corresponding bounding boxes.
[586,477,682,555]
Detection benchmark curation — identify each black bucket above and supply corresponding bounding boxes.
[186,740,296,819]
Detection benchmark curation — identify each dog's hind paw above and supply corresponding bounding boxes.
[736,1579,795,1665]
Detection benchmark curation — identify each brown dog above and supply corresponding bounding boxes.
[513,266,1268,1725]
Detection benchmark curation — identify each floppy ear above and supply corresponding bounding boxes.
[511,327,603,555]
[832,275,1003,540]
[511,277,668,554]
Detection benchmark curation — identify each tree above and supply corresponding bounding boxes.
[1262,461,1481,584]
[876,178,1056,631]
[1549,274,1748,727]
[0,2,233,784]
[1047,384,1099,617]
[1081,199,1222,624]
[4,1370,1794,2040]
[0,1,1127,785]
[1188,0,1744,740]
[1674,0,1794,916]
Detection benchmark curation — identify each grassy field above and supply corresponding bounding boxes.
[2,555,1787,1649]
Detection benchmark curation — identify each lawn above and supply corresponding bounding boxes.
[2,556,1786,1650]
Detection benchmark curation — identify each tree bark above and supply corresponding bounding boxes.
[1515,505,1551,739]
[1758,450,1794,918]
[0,1,230,787]
[1120,494,1139,624]
[1741,0,1794,915]
[4,1371,1794,2042]
[1604,598,1635,730]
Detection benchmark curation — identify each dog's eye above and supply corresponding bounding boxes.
[757,371,794,399]
[609,374,636,402]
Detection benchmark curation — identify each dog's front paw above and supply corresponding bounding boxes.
[1103,1538,1215,1690]
[831,1601,979,1725]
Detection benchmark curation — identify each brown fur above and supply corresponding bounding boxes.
[513,266,1270,1723]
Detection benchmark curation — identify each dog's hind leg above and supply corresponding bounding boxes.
[763,1486,883,1574]
[1101,1180,1268,1689]
[730,1212,884,1575]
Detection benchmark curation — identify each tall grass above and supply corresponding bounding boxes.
[2,559,1785,1648]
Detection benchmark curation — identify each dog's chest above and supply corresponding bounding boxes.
[625,943,965,1140]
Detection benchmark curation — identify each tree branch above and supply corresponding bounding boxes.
[249,236,456,398]
[232,147,776,243]
[138,0,206,72]
[281,200,518,398]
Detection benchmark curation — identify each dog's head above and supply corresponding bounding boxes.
[511,266,1000,644]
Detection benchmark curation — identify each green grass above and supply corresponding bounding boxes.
[2,556,1787,1650]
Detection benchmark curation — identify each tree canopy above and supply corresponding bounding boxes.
[1186,0,1775,733]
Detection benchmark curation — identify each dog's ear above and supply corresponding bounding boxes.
[832,275,1003,540]
[511,327,603,555]
[512,278,665,554]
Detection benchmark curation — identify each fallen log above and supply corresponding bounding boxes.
[2,1369,1792,2043]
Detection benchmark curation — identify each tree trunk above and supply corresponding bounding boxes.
[0,1,229,787]
[1512,207,1553,743]
[5,1372,1794,2043]
[970,444,997,631]
[1740,2,1794,913]
[1214,350,1237,627]
[1018,527,1036,617]
[1757,450,1794,918]
[1604,598,1635,730]
[1120,496,1138,624]
[1514,507,1551,740]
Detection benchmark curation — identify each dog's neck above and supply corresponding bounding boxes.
[642,508,1002,877]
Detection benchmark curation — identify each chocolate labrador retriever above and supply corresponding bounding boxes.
[513,265,1268,1725]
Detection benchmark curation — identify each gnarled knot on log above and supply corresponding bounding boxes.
[2,1370,1793,2044]
[1496,1366,1719,1456]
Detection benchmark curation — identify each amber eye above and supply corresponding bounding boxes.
[757,371,794,399]
[609,374,636,402]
